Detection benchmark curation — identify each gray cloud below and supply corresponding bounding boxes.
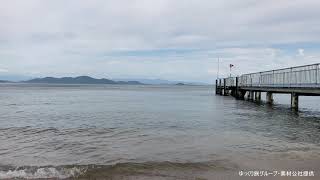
[0,0,320,82]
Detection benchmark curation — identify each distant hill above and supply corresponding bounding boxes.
[0,80,11,83]
[24,76,144,85]
[114,78,208,85]
[175,83,185,85]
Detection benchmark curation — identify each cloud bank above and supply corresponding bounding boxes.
[1,0,320,82]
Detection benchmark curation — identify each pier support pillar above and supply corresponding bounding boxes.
[266,92,273,104]
[235,77,239,98]
[238,90,245,100]
[219,79,222,95]
[254,92,261,102]
[215,79,218,94]
[291,93,299,110]
[223,79,227,96]
[248,91,254,101]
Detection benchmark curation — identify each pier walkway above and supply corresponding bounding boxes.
[216,63,320,110]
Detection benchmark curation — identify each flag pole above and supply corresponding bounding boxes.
[229,64,234,78]
[217,57,220,79]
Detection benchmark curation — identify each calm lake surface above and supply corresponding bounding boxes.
[0,84,320,179]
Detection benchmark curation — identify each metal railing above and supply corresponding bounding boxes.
[217,77,236,87]
[225,77,236,87]
[239,63,320,88]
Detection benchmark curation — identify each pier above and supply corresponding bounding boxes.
[216,63,320,110]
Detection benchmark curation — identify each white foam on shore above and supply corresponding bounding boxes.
[0,167,84,179]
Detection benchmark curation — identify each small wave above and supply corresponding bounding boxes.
[34,128,59,134]
[0,161,236,179]
[0,166,85,179]
[78,161,236,179]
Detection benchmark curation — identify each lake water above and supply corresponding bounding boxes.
[0,84,320,179]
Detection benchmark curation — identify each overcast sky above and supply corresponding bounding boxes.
[1,0,320,83]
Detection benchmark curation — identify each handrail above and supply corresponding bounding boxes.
[242,63,320,76]
[217,63,320,88]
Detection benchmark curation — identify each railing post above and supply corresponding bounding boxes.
[272,70,274,86]
[316,64,318,85]
[283,71,285,87]
[223,78,227,96]
[259,72,261,87]
[290,67,292,87]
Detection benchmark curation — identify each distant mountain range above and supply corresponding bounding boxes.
[114,78,208,85]
[0,76,208,85]
[0,80,10,83]
[21,76,144,85]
